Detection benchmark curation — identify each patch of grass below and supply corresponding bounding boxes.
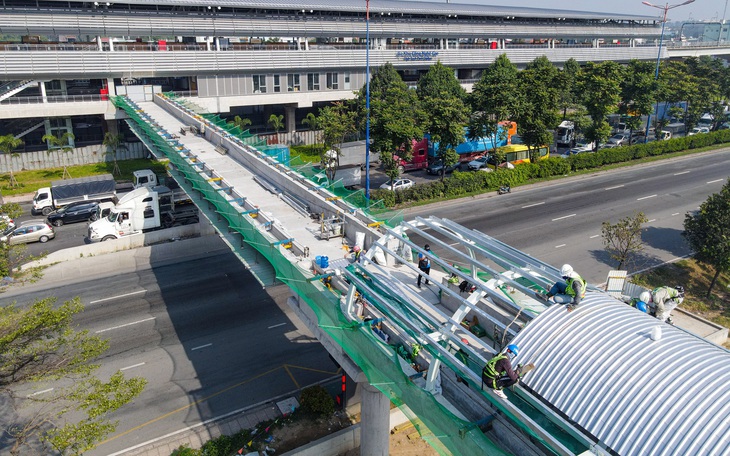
[0,159,167,197]
[632,259,730,324]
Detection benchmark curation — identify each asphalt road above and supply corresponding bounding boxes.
[403,149,730,284]
[2,252,339,456]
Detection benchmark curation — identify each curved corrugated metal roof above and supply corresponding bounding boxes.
[512,293,730,456]
[42,0,658,22]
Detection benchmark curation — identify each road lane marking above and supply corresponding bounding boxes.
[121,363,146,371]
[27,388,53,398]
[648,219,656,222]
[90,290,146,304]
[268,323,287,329]
[637,194,657,201]
[191,343,212,351]
[555,244,566,248]
[673,171,690,176]
[707,179,724,184]
[672,213,680,216]
[590,235,600,239]
[605,185,624,190]
[95,317,156,334]
[522,202,545,208]
[552,214,576,221]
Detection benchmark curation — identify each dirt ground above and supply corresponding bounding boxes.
[266,411,439,455]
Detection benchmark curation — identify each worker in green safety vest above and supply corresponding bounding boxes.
[545,264,586,312]
[481,344,521,399]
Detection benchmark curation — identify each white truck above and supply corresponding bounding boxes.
[132,169,192,204]
[32,174,117,216]
[556,121,575,147]
[87,186,199,242]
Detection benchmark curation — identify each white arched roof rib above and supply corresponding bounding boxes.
[40,0,658,22]
[512,294,730,456]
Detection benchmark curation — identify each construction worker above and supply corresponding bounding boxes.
[417,252,431,288]
[481,344,520,399]
[345,245,363,263]
[646,286,685,324]
[546,264,586,311]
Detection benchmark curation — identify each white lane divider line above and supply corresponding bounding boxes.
[637,194,657,201]
[648,219,656,223]
[121,362,146,371]
[605,185,624,190]
[672,213,680,216]
[552,214,576,221]
[96,317,156,334]
[590,234,600,239]
[673,171,690,176]
[268,323,287,329]
[522,202,545,208]
[707,179,724,184]
[555,244,566,248]
[90,290,146,304]
[191,343,213,351]
[27,388,54,398]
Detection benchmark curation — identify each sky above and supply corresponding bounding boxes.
[419,0,725,22]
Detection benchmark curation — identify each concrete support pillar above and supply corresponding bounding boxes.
[284,105,296,133]
[109,39,114,52]
[105,119,119,136]
[360,383,390,456]
[106,78,116,96]
[39,81,47,102]
[207,38,212,51]
[97,36,103,51]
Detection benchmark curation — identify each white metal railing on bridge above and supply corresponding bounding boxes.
[0,94,107,104]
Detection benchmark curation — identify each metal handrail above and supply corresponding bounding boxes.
[0,94,106,104]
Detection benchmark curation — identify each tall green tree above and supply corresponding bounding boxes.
[619,60,658,143]
[416,61,469,180]
[267,114,285,140]
[359,63,426,186]
[228,115,252,133]
[0,297,146,455]
[557,58,582,120]
[101,132,126,176]
[601,212,648,270]
[683,179,730,297]
[469,54,523,168]
[518,56,561,161]
[0,134,24,197]
[41,131,75,179]
[318,102,357,182]
[578,61,623,147]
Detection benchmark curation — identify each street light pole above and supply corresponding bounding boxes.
[642,0,695,141]
[365,0,371,201]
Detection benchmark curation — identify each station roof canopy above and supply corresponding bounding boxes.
[41,0,659,22]
[513,297,730,456]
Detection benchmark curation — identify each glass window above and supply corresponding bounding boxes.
[326,72,339,90]
[287,74,301,92]
[344,72,351,89]
[253,74,267,93]
[307,73,320,91]
[273,74,281,93]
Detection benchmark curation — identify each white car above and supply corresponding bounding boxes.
[688,126,710,136]
[608,134,629,146]
[379,178,415,191]
[467,156,490,170]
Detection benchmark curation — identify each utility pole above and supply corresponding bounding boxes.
[642,0,696,141]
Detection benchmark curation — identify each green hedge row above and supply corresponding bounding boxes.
[371,130,730,208]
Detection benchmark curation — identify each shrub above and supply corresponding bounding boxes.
[299,385,335,417]
[171,445,201,456]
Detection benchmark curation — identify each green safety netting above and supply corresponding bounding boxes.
[114,95,585,455]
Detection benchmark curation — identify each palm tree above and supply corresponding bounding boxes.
[42,131,75,179]
[102,132,126,176]
[268,114,285,144]
[0,134,24,189]
[229,115,252,133]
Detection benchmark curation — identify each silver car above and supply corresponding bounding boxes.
[0,220,55,245]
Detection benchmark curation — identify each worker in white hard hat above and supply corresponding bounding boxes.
[546,264,587,311]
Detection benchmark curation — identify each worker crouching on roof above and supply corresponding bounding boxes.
[481,344,520,400]
[643,286,684,324]
[546,264,586,312]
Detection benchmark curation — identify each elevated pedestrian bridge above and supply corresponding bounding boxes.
[113,93,730,456]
